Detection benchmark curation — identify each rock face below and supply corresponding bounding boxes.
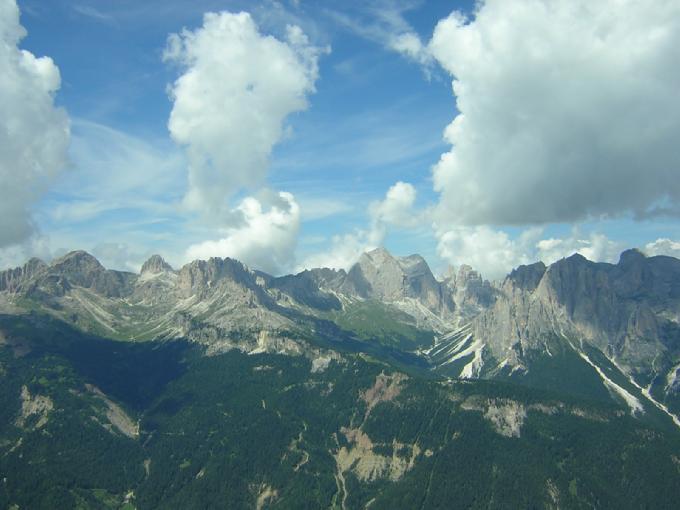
[467,250,680,391]
[176,257,261,299]
[140,255,173,275]
[4,245,680,422]
[0,251,136,299]
[266,248,467,331]
[267,269,343,311]
[443,264,498,321]
[355,250,447,305]
[0,247,490,361]
[340,248,455,319]
[0,258,47,292]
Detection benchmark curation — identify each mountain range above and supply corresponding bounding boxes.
[1,247,680,508]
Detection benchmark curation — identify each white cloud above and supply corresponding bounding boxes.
[436,225,626,280]
[91,242,145,273]
[0,0,70,247]
[436,226,538,281]
[0,236,53,271]
[369,181,420,229]
[388,31,431,67]
[536,232,623,267]
[297,230,378,272]
[429,0,680,226]
[164,11,326,219]
[327,1,433,68]
[644,238,680,259]
[186,191,300,275]
[298,181,422,271]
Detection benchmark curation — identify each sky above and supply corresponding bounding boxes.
[1,0,680,280]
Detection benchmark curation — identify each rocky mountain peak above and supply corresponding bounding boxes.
[177,257,257,298]
[507,261,546,291]
[0,258,48,293]
[24,257,48,274]
[443,264,497,319]
[344,248,454,319]
[51,250,104,272]
[396,254,431,277]
[358,247,395,268]
[456,265,482,285]
[30,250,135,299]
[618,248,646,267]
[141,255,173,275]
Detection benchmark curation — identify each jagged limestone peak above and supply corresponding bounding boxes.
[507,261,546,291]
[24,257,47,273]
[140,254,173,275]
[51,250,104,271]
[359,247,395,267]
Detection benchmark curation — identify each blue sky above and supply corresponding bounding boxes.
[2,0,680,278]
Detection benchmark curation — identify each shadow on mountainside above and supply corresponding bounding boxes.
[0,312,194,411]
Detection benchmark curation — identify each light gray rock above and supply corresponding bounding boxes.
[470,251,680,389]
[140,255,173,275]
[343,248,455,317]
[443,264,498,321]
[0,258,47,292]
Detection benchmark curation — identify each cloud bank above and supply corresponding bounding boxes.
[436,226,625,281]
[0,0,70,247]
[644,238,680,259]
[428,0,680,227]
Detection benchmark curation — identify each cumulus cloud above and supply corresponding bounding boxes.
[0,0,70,247]
[369,181,420,230]
[436,226,538,280]
[186,191,300,275]
[536,232,624,267]
[164,11,325,218]
[644,238,680,259]
[429,0,680,227]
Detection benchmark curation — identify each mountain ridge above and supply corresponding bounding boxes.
[2,246,680,427]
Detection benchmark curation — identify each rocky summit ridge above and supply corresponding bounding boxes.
[2,246,680,427]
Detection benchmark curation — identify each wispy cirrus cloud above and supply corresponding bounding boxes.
[324,0,434,68]
[71,4,117,24]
